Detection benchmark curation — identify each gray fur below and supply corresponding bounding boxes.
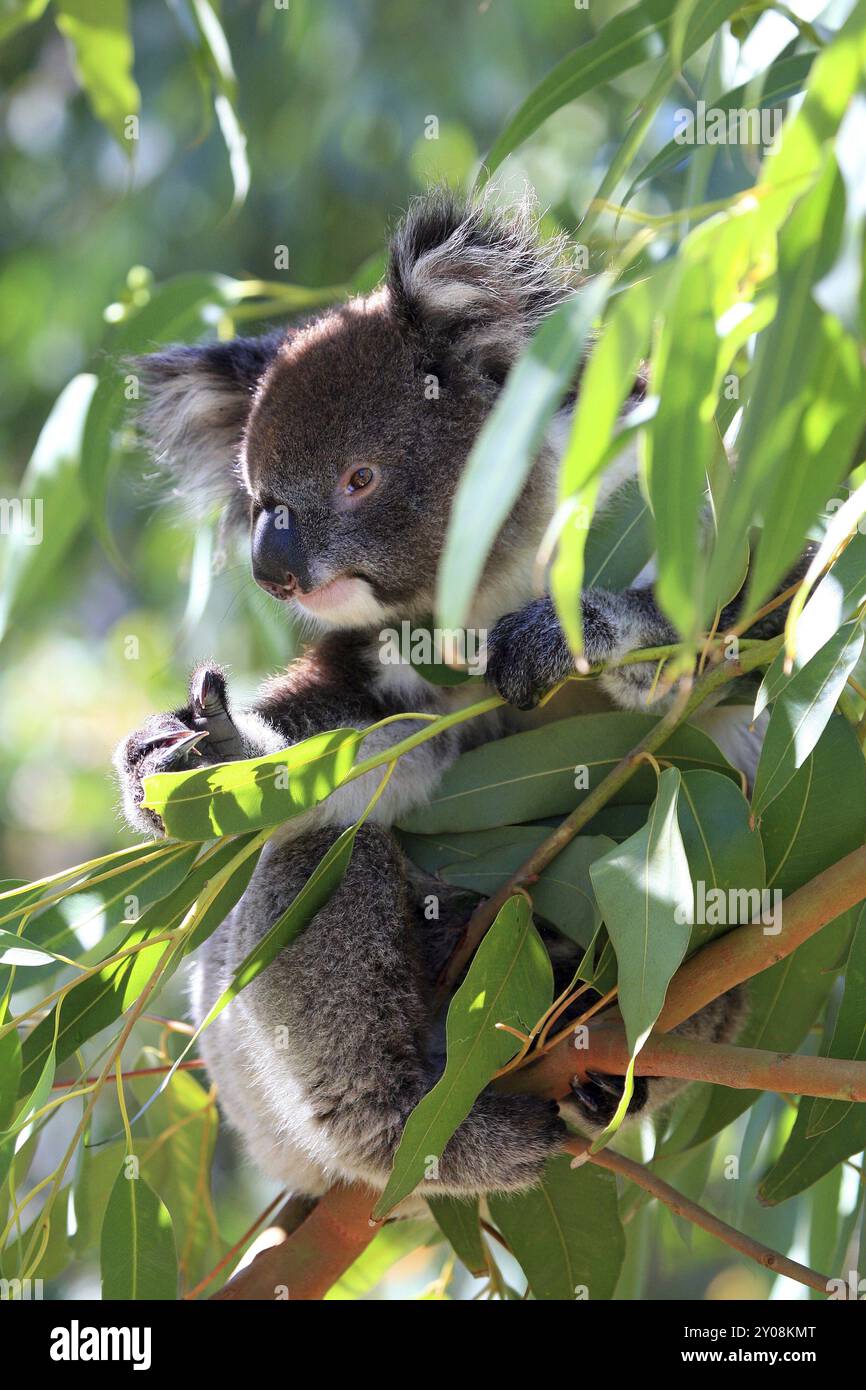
[115,193,761,1199]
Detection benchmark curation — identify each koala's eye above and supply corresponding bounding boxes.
[336,463,380,507]
[347,467,374,493]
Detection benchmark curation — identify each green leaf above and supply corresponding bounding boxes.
[582,476,654,592]
[396,825,540,875]
[1,844,199,985]
[0,373,95,646]
[645,258,719,636]
[812,94,866,334]
[18,837,258,1095]
[479,0,675,183]
[428,1196,487,1276]
[676,769,766,951]
[751,620,864,817]
[100,1168,178,1300]
[552,273,661,651]
[589,768,692,1138]
[373,896,552,1217]
[771,528,866,711]
[398,712,737,835]
[709,161,866,620]
[55,0,139,149]
[188,0,249,208]
[81,273,236,556]
[141,728,360,839]
[436,276,611,630]
[0,932,68,968]
[480,0,747,184]
[131,1068,220,1290]
[205,824,357,1012]
[1,1022,57,1147]
[489,1155,624,1300]
[623,53,816,206]
[666,716,866,1152]
[761,0,866,215]
[758,905,866,1204]
[0,1029,21,1131]
[0,1028,22,1191]
[761,717,866,897]
[440,831,614,948]
[70,1141,129,1255]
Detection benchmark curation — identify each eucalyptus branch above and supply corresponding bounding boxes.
[500,1026,866,1103]
[210,1183,377,1301]
[510,840,866,1100]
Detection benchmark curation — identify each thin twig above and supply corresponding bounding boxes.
[566,1138,832,1296]
[435,637,781,1002]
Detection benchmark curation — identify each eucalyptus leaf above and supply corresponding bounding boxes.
[489,1155,624,1300]
[437,277,611,630]
[588,768,692,1139]
[141,727,360,839]
[751,620,864,817]
[428,1195,487,1276]
[55,0,139,149]
[100,1168,178,1301]
[399,713,736,835]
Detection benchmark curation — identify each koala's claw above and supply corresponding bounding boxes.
[136,728,208,758]
[190,665,245,759]
[569,1071,648,1127]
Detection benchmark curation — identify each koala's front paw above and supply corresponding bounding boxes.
[114,664,245,835]
[568,1070,648,1131]
[114,713,206,836]
[485,590,677,711]
[484,597,573,710]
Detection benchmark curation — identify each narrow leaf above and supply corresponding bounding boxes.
[100,1169,178,1300]
[373,896,552,1217]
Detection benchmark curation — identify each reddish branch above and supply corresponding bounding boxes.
[212,1184,378,1300]
[501,1027,866,1102]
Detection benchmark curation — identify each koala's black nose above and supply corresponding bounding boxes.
[251,506,313,599]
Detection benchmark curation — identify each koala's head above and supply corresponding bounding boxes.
[136,193,573,629]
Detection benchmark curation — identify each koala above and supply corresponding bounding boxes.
[115,193,755,1203]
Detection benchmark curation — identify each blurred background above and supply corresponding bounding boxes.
[0,0,836,1299]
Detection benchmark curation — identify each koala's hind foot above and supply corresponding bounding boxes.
[566,986,748,1136]
[569,1071,649,1127]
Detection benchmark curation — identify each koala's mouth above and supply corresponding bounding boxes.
[293,575,366,612]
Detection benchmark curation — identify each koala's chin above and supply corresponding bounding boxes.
[290,574,393,631]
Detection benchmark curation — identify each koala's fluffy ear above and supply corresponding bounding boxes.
[387,192,572,379]
[132,331,283,523]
